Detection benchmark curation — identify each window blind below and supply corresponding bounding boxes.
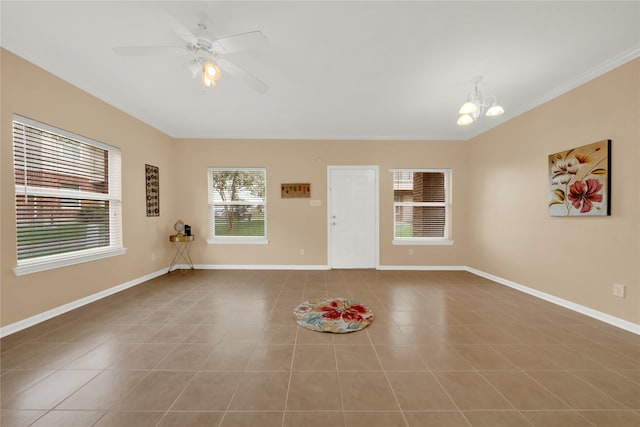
[392,169,450,240]
[13,116,122,263]
[208,168,266,240]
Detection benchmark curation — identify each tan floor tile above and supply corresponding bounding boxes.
[578,410,640,427]
[335,345,382,370]
[284,411,345,426]
[93,411,165,427]
[287,371,342,410]
[492,344,562,370]
[171,372,241,411]
[157,343,215,370]
[219,411,283,426]
[0,370,55,404]
[481,371,569,410]
[522,411,593,427]
[108,343,177,369]
[296,328,334,345]
[415,344,474,370]
[433,371,512,410]
[332,329,371,344]
[374,345,427,370]
[528,371,626,409]
[56,370,147,410]
[339,371,399,410]
[452,344,518,370]
[404,411,469,427]
[463,410,531,426]
[293,345,337,370]
[201,343,255,370]
[246,344,294,370]
[2,370,100,410]
[0,410,46,427]
[157,411,224,426]
[258,325,298,344]
[387,371,456,410]
[29,410,103,426]
[2,270,639,425]
[343,411,406,427]
[114,371,194,410]
[228,371,289,410]
[63,342,139,369]
[573,370,640,409]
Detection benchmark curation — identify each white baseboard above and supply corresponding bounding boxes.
[0,268,168,338]
[466,267,640,336]
[194,264,330,270]
[377,265,467,271]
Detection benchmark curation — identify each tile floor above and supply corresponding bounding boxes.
[1,270,639,426]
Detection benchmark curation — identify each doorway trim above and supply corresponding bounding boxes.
[327,165,379,269]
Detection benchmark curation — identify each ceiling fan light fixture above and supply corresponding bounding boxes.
[202,60,221,87]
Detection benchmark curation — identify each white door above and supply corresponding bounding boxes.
[328,166,378,268]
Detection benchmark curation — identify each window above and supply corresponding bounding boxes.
[12,115,125,275]
[208,168,267,244]
[392,169,453,245]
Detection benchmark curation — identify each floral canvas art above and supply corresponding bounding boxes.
[548,140,610,216]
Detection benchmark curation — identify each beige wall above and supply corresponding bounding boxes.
[1,48,637,330]
[467,59,640,324]
[173,139,469,267]
[1,50,177,326]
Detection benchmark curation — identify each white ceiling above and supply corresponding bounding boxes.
[1,1,639,141]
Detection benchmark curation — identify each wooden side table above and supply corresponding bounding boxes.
[169,234,194,272]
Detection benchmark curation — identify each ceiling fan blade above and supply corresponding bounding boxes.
[113,46,189,56]
[217,58,268,94]
[211,31,267,55]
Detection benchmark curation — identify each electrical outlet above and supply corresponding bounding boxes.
[299,249,305,256]
[613,283,625,298]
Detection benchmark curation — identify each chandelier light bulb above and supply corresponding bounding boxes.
[457,114,474,126]
[486,104,505,117]
[458,101,478,115]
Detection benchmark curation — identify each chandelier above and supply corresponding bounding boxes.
[457,76,504,126]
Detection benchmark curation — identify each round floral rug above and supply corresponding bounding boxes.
[293,297,374,333]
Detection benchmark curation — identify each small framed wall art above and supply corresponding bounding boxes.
[281,183,311,198]
[548,139,611,217]
[145,164,160,216]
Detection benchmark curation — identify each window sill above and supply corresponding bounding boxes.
[13,247,127,276]
[393,239,454,246]
[207,237,269,245]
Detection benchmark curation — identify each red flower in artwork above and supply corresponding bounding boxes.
[320,300,368,322]
[568,179,603,213]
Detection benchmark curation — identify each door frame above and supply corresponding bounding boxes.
[327,165,379,269]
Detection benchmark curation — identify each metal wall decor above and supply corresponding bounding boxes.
[145,164,160,216]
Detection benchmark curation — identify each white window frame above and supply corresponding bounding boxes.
[207,167,268,245]
[12,115,126,276]
[391,168,454,246]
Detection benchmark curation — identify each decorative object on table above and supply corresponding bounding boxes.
[173,219,185,235]
[548,140,611,217]
[281,183,311,198]
[184,224,191,236]
[145,164,159,216]
[293,297,374,333]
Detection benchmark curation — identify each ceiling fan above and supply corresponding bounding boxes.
[113,21,268,93]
